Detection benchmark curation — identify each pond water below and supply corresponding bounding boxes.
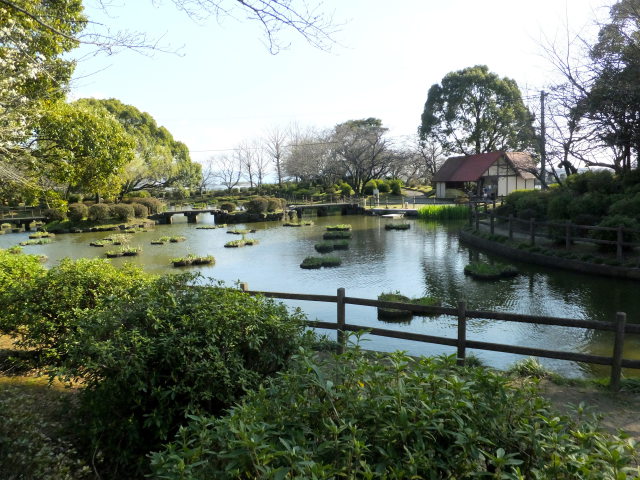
[2,212,639,378]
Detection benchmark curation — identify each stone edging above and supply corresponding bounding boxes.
[459,229,640,281]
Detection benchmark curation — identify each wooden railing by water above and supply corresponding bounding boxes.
[239,284,640,391]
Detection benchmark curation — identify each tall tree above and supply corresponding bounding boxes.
[0,0,85,177]
[80,98,201,195]
[331,118,391,194]
[419,65,537,156]
[32,100,136,199]
[263,126,288,185]
[212,154,242,192]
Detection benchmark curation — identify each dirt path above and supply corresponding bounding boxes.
[539,380,640,441]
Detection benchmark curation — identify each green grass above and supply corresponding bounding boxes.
[19,238,52,246]
[170,254,215,267]
[384,223,410,230]
[416,204,468,220]
[464,261,518,280]
[300,256,342,269]
[224,239,259,248]
[326,224,352,231]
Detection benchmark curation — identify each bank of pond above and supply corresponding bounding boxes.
[1,213,639,379]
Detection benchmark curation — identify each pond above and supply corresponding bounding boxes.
[2,212,639,378]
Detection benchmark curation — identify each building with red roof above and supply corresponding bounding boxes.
[433,151,537,199]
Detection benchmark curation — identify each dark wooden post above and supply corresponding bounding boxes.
[610,312,626,392]
[617,226,624,262]
[508,214,513,240]
[529,218,536,245]
[468,204,473,227]
[565,222,571,249]
[490,210,495,235]
[457,301,467,366]
[337,288,346,354]
[474,204,479,231]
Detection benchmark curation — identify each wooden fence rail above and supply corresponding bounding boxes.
[470,204,640,261]
[239,284,640,391]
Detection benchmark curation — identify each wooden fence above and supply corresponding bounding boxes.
[470,203,640,262]
[239,284,640,391]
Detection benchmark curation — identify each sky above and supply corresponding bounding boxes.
[68,0,615,165]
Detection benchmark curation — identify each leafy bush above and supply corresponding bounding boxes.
[88,203,112,221]
[608,192,640,218]
[150,348,639,479]
[112,203,135,222]
[245,197,269,214]
[0,249,47,335]
[8,259,151,365]
[60,275,308,476]
[130,202,149,218]
[43,207,66,222]
[387,178,403,195]
[566,192,612,221]
[134,196,164,214]
[334,181,354,196]
[67,203,88,222]
[219,201,236,212]
[565,170,620,195]
[326,224,351,231]
[266,197,286,212]
[590,215,640,250]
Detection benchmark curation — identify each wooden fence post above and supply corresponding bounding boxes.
[337,288,346,354]
[457,301,467,366]
[474,204,479,231]
[617,226,624,262]
[508,214,513,240]
[610,312,626,392]
[490,210,495,235]
[530,218,536,246]
[565,222,571,249]
[468,204,473,227]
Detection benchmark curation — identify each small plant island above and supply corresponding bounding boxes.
[464,261,518,280]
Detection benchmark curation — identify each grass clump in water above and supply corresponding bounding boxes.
[284,221,314,227]
[170,254,215,267]
[326,224,351,231]
[464,261,518,280]
[417,204,468,220]
[19,238,52,246]
[300,256,342,269]
[224,238,259,248]
[385,223,410,230]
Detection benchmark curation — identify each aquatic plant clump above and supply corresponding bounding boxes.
[464,261,518,280]
[227,229,256,235]
[283,221,314,227]
[19,238,53,246]
[300,256,342,269]
[105,247,142,258]
[224,239,259,248]
[377,292,441,320]
[417,204,469,220]
[326,224,351,231]
[171,254,215,267]
[196,224,227,229]
[385,223,410,230]
[314,242,334,253]
[323,231,352,240]
[28,231,55,239]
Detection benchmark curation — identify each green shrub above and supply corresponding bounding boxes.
[314,242,334,253]
[112,203,135,222]
[43,207,66,222]
[266,197,286,212]
[590,215,640,250]
[567,192,612,221]
[8,259,151,365]
[508,357,551,378]
[608,192,640,218]
[0,249,47,335]
[300,256,341,269]
[67,203,88,222]
[134,197,164,214]
[130,202,149,218]
[88,203,112,221]
[60,275,308,476]
[219,201,236,212]
[464,261,518,280]
[565,170,620,195]
[387,179,403,195]
[245,197,269,214]
[150,348,639,479]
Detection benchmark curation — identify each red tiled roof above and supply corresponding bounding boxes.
[433,151,503,182]
[433,151,536,182]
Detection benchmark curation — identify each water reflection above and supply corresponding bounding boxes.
[1,213,638,377]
